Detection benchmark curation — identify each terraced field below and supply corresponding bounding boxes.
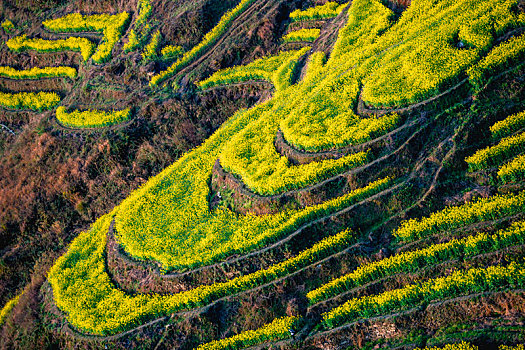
[1,0,525,349]
[1,8,131,124]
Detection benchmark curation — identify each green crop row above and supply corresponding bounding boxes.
[273,49,303,92]
[7,34,95,61]
[0,66,77,79]
[416,342,509,350]
[123,0,153,53]
[150,0,257,87]
[289,1,347,22]
[416,342,476,350]
[123,29,140,52]
[465,110,525,174]
[221,141,369,196]
[418,343,524,350]
[302,51,326,83]
[417,342,476,350]
[0,294,21,326]
[197,49,308,91]
[142,30,161,61]
[322,262,525,329]
[0,91,60,111]
[281,108,401,152]
[1,19,14,33]
[491,111,525,141]
[282,28,321,43]
[195,316,301,350]
[498,154,525,183]
[56,106,131,128]
[500,346,525,350]
[161,45,183,60]
[308,220,525,304]
[49,211,358,335]
[465,131,525,171]
[135,0,152,29]
[43,12,130,63]
[468,32,525,89]
[393,192,525,242]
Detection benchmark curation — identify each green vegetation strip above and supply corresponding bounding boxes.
[1,19,14,33]
[123,0,153,52]
[123,0,152,52]
[282,28,321,43]
[49,214,358,335]
[142,30,161,61]
[150,0,257,87]
[43,12,130,63]
[465,109,525,174]
[221,141,369,196]
[123,29,140,53]
[7,34,95,61]
[194,316,300,350]
[56,106,131,128]
[161,45,183,60]
[468,32,525,90]
[0,66,77,79]
[290,1,347,22]
[491,111,525,141]
[133,0,152,29]
[393,192,525,242]
[197,48,309,91]
[308,220,525,304]
[322,262,525,329]
[416,342,523,350]
[416,342,477,350]
[0,91,60,111]
[466,131,525,171]
[498,154,525,183]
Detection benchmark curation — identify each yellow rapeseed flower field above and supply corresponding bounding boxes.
[56,107,131,128]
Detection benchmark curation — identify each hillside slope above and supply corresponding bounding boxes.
[0,0,525,349]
